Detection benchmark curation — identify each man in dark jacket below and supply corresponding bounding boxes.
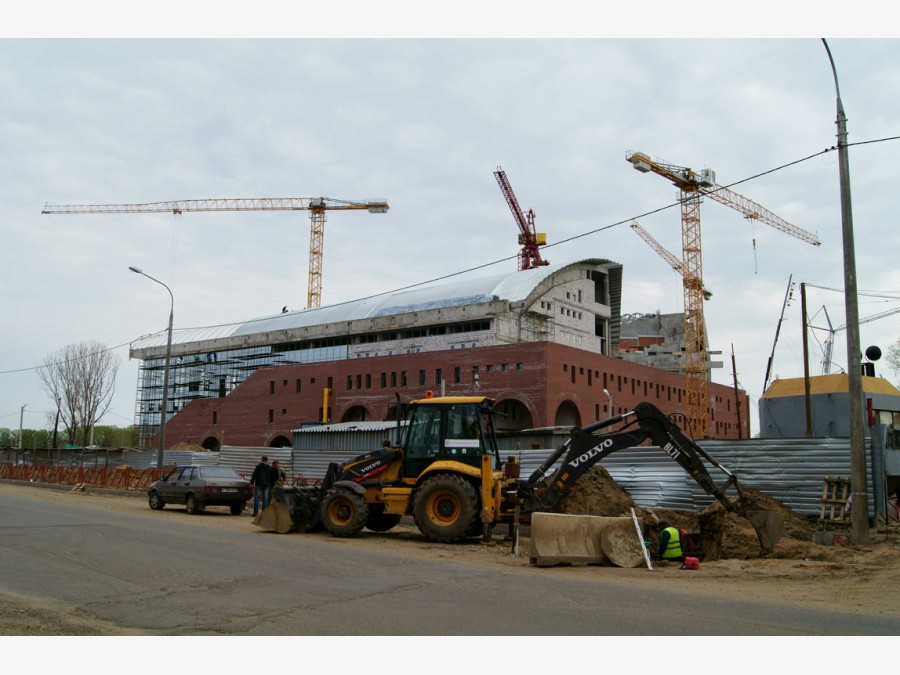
[250,456,271,516]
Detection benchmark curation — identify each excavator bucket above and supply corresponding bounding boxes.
[735,498,785,555]
[252,500,295,533]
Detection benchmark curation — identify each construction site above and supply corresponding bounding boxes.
[33,154,900,584]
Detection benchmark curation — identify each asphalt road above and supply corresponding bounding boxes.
[2,488,899,636]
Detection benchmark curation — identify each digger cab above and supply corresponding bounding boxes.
[401,396,499,478]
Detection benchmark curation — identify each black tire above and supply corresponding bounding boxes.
[412,474,479,542]
[321,488,368,537]
[230,503,245,516]
[365,506,402,532]
[185,494,204,515]
[148,491,165,510]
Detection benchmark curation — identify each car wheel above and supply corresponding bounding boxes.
[230,503,245,515]
[148,491,165,510]
[185,494,204,515]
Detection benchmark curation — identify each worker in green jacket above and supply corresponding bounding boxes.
[655,520,684,562]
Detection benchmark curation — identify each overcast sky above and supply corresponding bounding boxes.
[2,21,899,437]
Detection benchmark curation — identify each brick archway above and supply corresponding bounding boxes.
[493,398,534,432]
[201,436,221,451]
[554,400,581,428]
[341,405,371,423]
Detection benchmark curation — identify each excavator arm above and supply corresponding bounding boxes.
[518,402,784,555]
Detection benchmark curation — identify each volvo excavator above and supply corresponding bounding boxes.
[270,394,784,556]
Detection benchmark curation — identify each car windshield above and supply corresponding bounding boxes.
[198,467,241,480]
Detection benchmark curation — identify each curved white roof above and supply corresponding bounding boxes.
[131,258,617,352]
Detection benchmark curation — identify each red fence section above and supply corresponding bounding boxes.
[0,462,160,491]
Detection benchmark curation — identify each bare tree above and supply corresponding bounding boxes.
[39,341,119,447]
[887,336,900,385]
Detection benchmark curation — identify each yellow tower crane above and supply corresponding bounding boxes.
[42,197,389,309]
[626,152,820,438]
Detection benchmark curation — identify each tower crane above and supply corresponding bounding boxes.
[629,221,712,300]
[627,151,820,437]
[815,305,900,374]
[493,167,549,270]
[42,197,389,309]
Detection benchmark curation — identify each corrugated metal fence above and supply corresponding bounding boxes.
[3,435,892,520]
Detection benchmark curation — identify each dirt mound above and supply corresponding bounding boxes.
[552,466,827,561]
[553,465,644,518]
[168,442,209,452]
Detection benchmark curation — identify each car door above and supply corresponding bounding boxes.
[156,467,182,502]
[170,467,196,503]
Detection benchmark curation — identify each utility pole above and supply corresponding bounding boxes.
[52,397,61,465]
[822,38,868,543]
[801,283,813,437]
[731,345,743,439]
[18,404,26,449]
[129,266,174,476]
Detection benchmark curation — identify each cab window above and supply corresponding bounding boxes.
[405,406,442,460]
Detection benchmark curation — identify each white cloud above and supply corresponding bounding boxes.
[2,37,898,435]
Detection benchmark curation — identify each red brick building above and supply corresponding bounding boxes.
[163,341,748,450]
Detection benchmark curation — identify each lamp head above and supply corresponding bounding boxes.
[129,266,142,274]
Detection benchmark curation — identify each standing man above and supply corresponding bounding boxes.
[250,455,271,516]
[268,459,286,504]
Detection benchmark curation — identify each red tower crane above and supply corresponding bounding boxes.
[493,167,549,270]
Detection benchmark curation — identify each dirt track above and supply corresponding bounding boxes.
[2,479,900,635]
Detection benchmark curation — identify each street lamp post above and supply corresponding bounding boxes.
[129,266,174,477]
[822,39,868,543]
[603,388,613,415]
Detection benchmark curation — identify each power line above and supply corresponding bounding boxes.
[5,136,899,374]
[0,340,134,375]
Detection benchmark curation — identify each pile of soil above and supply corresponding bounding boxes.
[168,442,209,452]
[552,465,825,561]
[552,465,643,518]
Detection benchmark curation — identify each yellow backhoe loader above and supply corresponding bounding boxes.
[272,395,783,556]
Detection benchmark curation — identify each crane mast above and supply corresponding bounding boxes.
[627,151,820,437]
[493,167,549,270]
[42,196,389,309]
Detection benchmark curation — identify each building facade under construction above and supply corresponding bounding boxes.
[129,258,750,449]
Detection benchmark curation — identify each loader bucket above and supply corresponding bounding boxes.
[282,487,320,533]
[735,498,784,556]
[251,501,294,533]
